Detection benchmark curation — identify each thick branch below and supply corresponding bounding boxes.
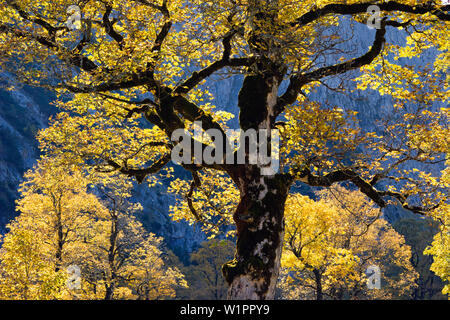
[6,0,65,38]
[291,1,450,27]
[102,5,124,48]
[292,167,434,215]
[174,27,252,94]
[275,21,387,115]
[144,0,172,77]
[0,24,98,72]
[62,71,158,92]
[186,172,202,222]
[106,153,172,183]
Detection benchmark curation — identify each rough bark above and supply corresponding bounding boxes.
[313,269,323,300]
[223,171,290,300]
[223,58,291,299]
[105,212,119,300]
[54,194,64,272]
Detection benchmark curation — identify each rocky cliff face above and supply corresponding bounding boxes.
[0,73,56,231]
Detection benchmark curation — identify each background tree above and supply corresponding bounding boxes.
[178,239,235,300]
[279,186,418,300]
[424,162,450,297]
[0,224,67,299]
[15,159,107,272]
[393,217,446,299]
[0,159,104,299]
[0,159,186,300]
[0,0,448,299]
[76,174,187,300]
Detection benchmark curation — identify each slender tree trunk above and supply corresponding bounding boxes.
[313,269,323,300]
[54,195,64,272]
[55,220,63,272]
[105,212,118,300]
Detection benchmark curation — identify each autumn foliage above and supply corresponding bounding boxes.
[0,0,448,299]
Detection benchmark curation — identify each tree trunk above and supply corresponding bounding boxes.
[223,171,290,299]
[313,269,323,300]
[54,195,64,272]
[105,212,118,300]
[221,50,289,298]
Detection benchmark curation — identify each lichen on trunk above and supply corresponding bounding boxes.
[223,51,290,299]
[223,171,290,300]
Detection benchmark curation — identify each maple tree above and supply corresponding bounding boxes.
[0,0,448,299]
[178,239,235,299]
[0,159,186,299]
[393,217,446,299]
[279,186,418,300]
[424,161,450,296]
